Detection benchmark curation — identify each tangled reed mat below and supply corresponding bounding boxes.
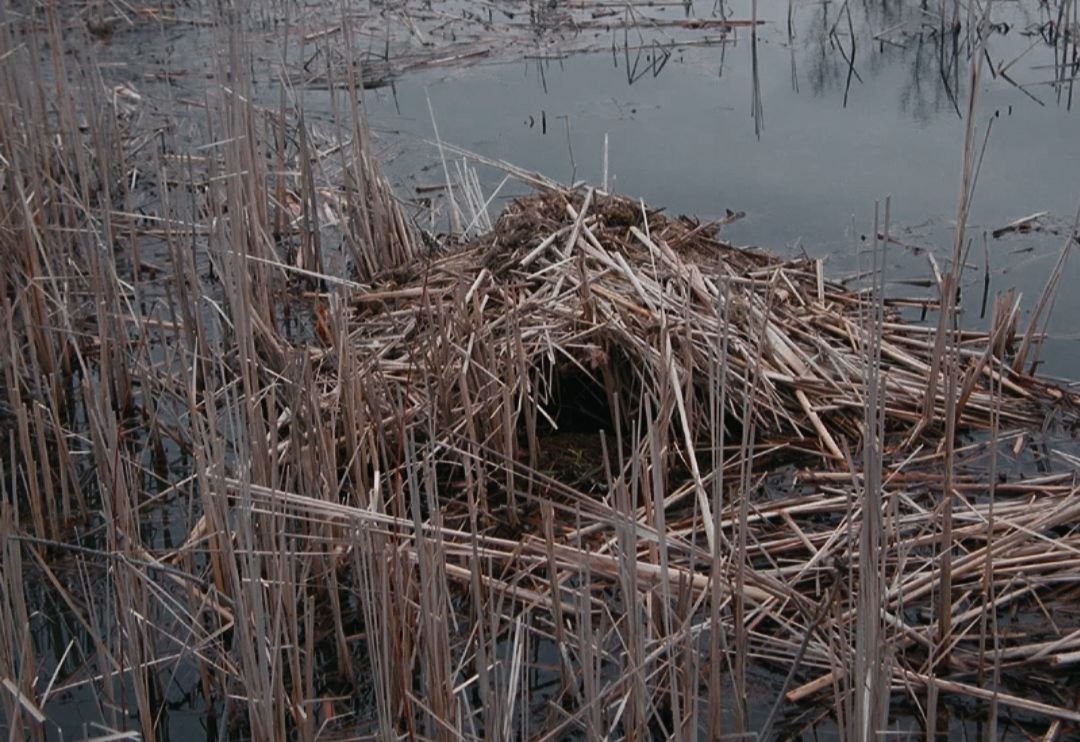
[273,186,1080,732]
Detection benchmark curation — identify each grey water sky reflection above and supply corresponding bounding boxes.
[364,0,1078,375]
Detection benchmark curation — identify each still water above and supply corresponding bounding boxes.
[358,0,1079,377]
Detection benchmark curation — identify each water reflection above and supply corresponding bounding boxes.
[793,0,1075,122]
[751,7,764,137]
[501,0,1077,134]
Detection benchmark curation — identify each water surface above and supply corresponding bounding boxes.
[358,0,1079,376]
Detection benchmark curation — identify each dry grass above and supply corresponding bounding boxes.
[3,1,1080,740]
[277,184,1080,736]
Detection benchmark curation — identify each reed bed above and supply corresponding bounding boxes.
[3,0,1080,739]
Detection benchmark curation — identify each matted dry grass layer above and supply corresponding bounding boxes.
[253,185,1080,733]
[329,186,1078,460]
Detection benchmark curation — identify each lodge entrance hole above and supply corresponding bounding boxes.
[517,360,623,497]
[535,362,616,436]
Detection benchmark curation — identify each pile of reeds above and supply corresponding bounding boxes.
[253,184,1080,736]
[322,186,1077,469]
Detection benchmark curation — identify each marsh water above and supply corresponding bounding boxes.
[95,0,1080,383]
[19,0,1080,738]
[356,0,1079,376]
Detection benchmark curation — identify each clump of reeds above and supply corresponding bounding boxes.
[251,182,1080,737]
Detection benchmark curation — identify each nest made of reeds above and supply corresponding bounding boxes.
[318,186,1077,480]
[268,186,1080,731]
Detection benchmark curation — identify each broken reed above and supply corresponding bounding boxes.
[3,3,1080,742]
